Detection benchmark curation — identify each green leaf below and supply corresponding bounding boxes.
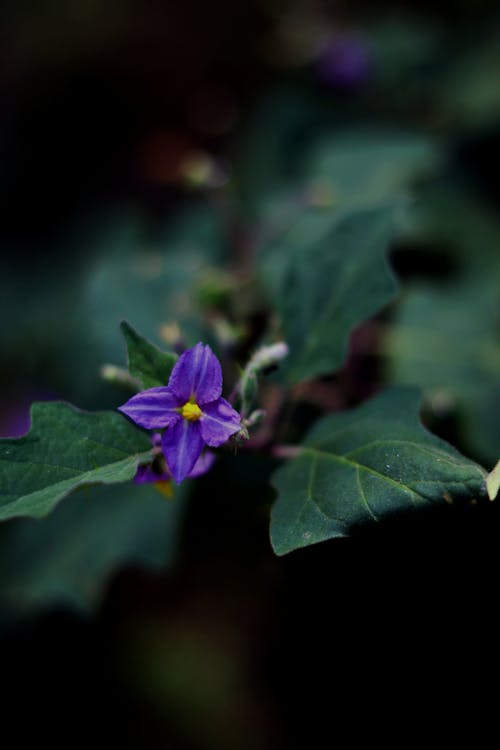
[398,186,500,272]
[301,131,441,212]
[439,30,500,129]
[260,203,399,384]
[24,205,224,408]
[0,402,151,521]
[121,320,177,389]
[234,88,325,220]
[383,279,500,465]
[270,387,486,555]
[386,186,500,465]
[0,481,188,620]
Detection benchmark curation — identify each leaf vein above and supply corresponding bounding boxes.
[302,447,429,502]
[355,469,379,522]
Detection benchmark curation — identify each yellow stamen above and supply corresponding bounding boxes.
[154,481,174,500]
[180,401,202,421]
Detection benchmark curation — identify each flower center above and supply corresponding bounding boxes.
[180,401,202,421]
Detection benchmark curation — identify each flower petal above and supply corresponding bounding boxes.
[118,387,180,430]
[199,398,241,447]
[134,464,170,484]
[168,343,222,405]
[162,419,204,484]
[187,450,216,478]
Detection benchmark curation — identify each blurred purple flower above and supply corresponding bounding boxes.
[119,343,241,483]
[315,34,372,89]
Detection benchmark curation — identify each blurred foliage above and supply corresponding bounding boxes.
[2,1,500,745]
[0,481,187,623]
[384,187,500,466]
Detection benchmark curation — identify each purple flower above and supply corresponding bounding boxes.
[119,343,241,483]
[134,433,216,487]
[315,34,372,90]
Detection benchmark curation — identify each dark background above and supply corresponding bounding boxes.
[1,1,499,747]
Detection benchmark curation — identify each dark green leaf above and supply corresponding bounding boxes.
[270,387,486,555]
[0,481,188,620]
[0,402,151,521]
[399,186,500,272]
[383,279,500,465]
[438,30,500,129]
[301,131,441,211]
[260,204,399,384]
[121,320,177,389]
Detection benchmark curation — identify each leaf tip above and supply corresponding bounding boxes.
[486,458,500,501]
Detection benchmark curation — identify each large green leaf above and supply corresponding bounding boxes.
[300,131,440,211]
[270,387,486,555]
[121,320,177,389]
[260,203,399,384]
[384,186,500,465]
[0,481,188,620]
[234,89,326,220]
[0,402,151,521]
[398,186,500,272]
[383,279,500,465]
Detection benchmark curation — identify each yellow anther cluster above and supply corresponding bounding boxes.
[180,401,202,421]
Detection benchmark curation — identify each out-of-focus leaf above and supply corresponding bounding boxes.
[259,203,399,383]
[0,402,151,521]
[383,278,500,465]
[68,206,224,397]
[438,31,500,128]
[121,320,177,389]
[270,387,486,555]
[301,131,441,211]
[367,16,442,102]
[234,89,325,219]
[399,186,500,271]
[0,481,188,619]
[1,205,225,407]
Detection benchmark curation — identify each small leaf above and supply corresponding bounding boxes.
[270,387,486,555]
[260,204,399,383]
[0,402,152,521]
[486,459,500,501]
[121,320,177,389]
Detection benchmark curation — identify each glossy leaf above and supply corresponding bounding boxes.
[260,203,399,384]
[270,387,486,555]
[121,320,177,389]
[0,402,151,521]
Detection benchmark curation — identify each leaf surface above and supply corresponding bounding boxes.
[0,402,151,521]
[121,320,177,389]
[270,388,486,555]
[383,277,500,465]
[260,204,399,383]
